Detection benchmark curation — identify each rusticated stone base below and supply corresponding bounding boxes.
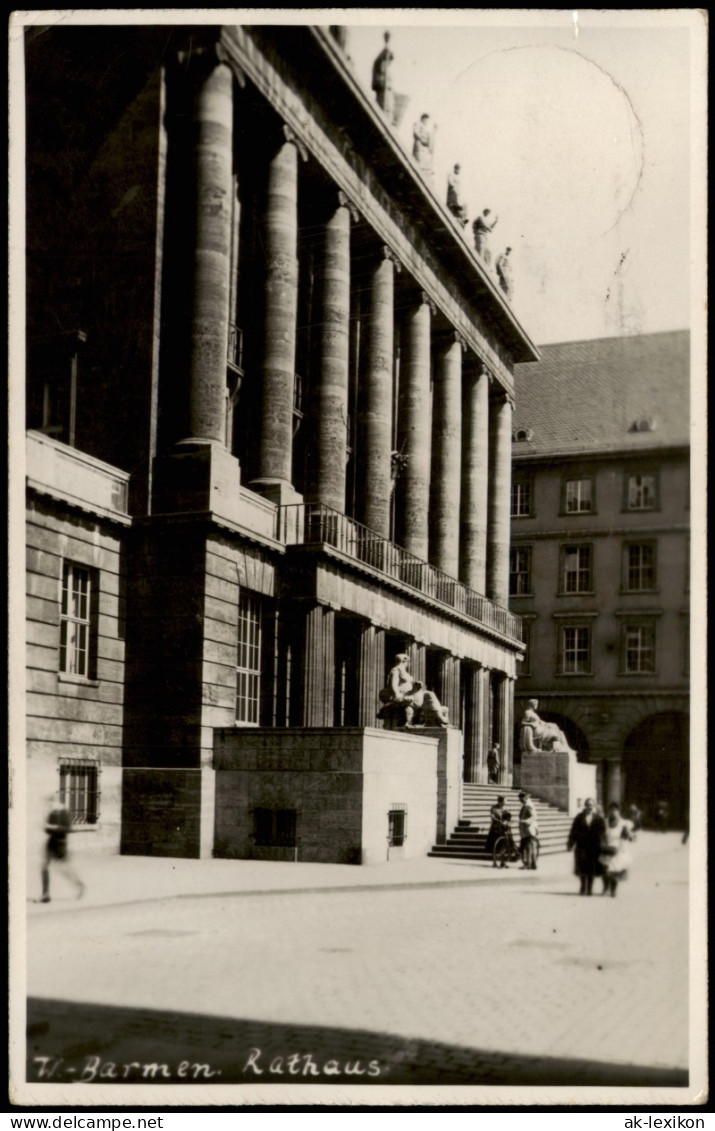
[520,749,597,815]
[213,726,461,865]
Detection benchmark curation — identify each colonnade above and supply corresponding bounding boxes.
[170,49,514,608]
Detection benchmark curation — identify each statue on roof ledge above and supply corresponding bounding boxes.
[372,31,395,121]
[446,164,468,227]
[496,247,513,298]
[472,208,499,265]
[412,113,436,185]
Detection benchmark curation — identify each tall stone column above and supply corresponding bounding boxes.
[153,50,243,523]
[430,333,463,577]
[407,640,426,685]
[396,295,433,557]
[462,666,480,782]
[302,603,335,727]
[253,134,300,496]
[606,759,623,806]
[358,622,384,727]
[305,194,352,511]
[440,654,461,728]
[460,362,490,592]
[487,394,513,605]
[357,248,396,538]
[500,676,515,786]
[185,57,234,443]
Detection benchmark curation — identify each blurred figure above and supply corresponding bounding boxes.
[627,803,642,839]
[487,742,500,783]
[567,797,606,896]
[485,794,509,863]
[41,797,84,903]
[518,791,539,870]
[655,799,670,832]
[599,802,633,897]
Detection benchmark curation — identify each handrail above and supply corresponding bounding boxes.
[279,502,522,642]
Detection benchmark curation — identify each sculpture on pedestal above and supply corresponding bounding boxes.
[372,32,395,120]
[377,653,449,728]
[520,698,574,755]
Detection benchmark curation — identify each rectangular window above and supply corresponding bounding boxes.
[562,545,592,593]
[561,625,591,674]
[253,807,297,847]
[565,478,593,513]
[624,543,656,591]
[623,622,656,673]
[509,547,532,596]
[511,480,532,517]
[627,473,657,510]
[59,562,97,678]
[236,593,262,724]
[59,758,100,824]
[388,807,407,847]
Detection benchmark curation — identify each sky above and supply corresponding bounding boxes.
[342,11,702,346]
[9,9,704,347]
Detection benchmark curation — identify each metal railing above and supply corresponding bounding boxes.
[279,502,522,641]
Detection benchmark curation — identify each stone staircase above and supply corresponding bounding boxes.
[429,783,572,860]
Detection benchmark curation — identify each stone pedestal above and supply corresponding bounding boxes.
[521,750,597,815]
[152,440,242,523]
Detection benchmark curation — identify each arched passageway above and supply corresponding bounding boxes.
[622,712,689,828]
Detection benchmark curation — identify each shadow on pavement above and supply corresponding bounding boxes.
[27,997,688,1088]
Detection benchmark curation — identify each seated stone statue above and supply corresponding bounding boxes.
[520,698,573,754]
[377,654,448,728]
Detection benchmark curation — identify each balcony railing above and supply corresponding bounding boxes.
[279,502,522,642]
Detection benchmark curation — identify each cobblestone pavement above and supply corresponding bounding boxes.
[24,836,690,1091]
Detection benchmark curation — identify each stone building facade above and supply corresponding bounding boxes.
[510,332,690,826]
[24,25,538,861]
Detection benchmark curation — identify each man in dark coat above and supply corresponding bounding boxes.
[567,797,606,895]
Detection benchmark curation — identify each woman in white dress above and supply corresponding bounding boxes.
[600,802,633,897]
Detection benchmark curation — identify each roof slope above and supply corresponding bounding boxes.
[513,330,690,456]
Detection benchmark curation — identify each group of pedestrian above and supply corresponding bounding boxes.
[567,798,633,897]
[485,790,539,870]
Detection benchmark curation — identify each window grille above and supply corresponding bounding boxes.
[236,593,262,724]
[388,806,407,847]
[60,562,97,678]
[59,758,100,824]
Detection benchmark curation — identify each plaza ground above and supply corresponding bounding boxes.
[24,833,689,1090]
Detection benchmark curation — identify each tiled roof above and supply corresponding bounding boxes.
[513,330,690,457]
